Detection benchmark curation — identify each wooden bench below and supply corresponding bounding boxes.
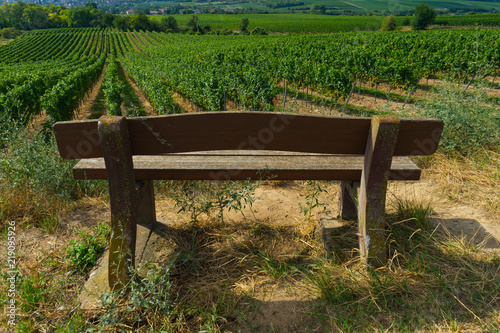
[53,112,443,290]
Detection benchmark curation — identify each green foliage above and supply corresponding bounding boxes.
[250,26,267,35]
[300,180,328,222]
[310,3,326,14]
[66,222,110,272]
[1,27,16,38]
[239,18,249,32]
[102,55,124,115]
[435,13,500,27]
[161,15,179,32]
[164,13,386,34]
[412,4,436,30]
[168,180,259,223]
[129,12,151,31]
[0,121,76,200]
[18,273,48,312]
[186,14,203,33]
[97,263,175,330]
[42,54,106,122]
[381,15,397,31]
[415,83,500,155]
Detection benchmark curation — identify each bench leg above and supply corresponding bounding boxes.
[98,116,138,290]
[136,180,156,228]
[358,115,400,267]
[338,180,359,220]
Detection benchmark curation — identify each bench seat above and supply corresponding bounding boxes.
[73,152,421,181]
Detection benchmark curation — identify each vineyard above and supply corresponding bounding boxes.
[165,13,500,33]
[1,27,499,123]
[0,27,499,332]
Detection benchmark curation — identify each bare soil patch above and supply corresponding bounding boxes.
[74,66,107,120]
[118,61,155,116]
[172,92,203,113]
[126,33,144,54]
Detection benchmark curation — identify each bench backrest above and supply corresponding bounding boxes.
[53,112,443,159]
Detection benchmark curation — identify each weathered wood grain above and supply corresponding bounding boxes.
[358,115,400,268]
[98,116,138,291]
[73,153,421,181]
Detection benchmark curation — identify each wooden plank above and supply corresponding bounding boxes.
[53,112,443,159]
[73,154,421,181]
[98,116,138,290]
[358,115,400,268]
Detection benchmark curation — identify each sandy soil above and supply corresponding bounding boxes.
[118,61,156,116]
[74,66,107,120]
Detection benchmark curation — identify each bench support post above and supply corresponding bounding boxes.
[339,180,359,220]
[358,115,400,267]
[98,116,138,290]
[136,180,156,228]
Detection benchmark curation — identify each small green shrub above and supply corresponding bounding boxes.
[67,222,110,272]
[381,15,397,31]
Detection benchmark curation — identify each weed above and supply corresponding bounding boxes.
[96,262,176,330]
[392,198,433,230]
[66,221,110,272]
[39,214,61,233]
[253,250,298,280]
[166,179,259,224]
[299,180,328,223]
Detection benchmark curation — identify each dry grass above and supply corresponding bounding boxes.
[0,183,66,232]
[422,150,500,216]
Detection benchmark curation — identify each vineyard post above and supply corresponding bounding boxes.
[306,84,309,107]
[491,66,498,85]
[283,79,287,111]
[463,72,477,93]
[357,80,361,99]
[342,82,356,115]
[223,90,226,111]
[402,78,420,109]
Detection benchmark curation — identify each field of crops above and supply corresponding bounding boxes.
[144,0,500,13]
[1,27,499,123]
[157,14,385,32]
[124,29,499,112]
[154,13,500,33]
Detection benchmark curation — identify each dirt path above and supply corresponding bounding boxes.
[118,61,155,116]
[136,32,154,46]
[74,66,107,120]
[127,33,144,54]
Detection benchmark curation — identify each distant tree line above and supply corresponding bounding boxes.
[0,2,268,37]
[0,1,182,33]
